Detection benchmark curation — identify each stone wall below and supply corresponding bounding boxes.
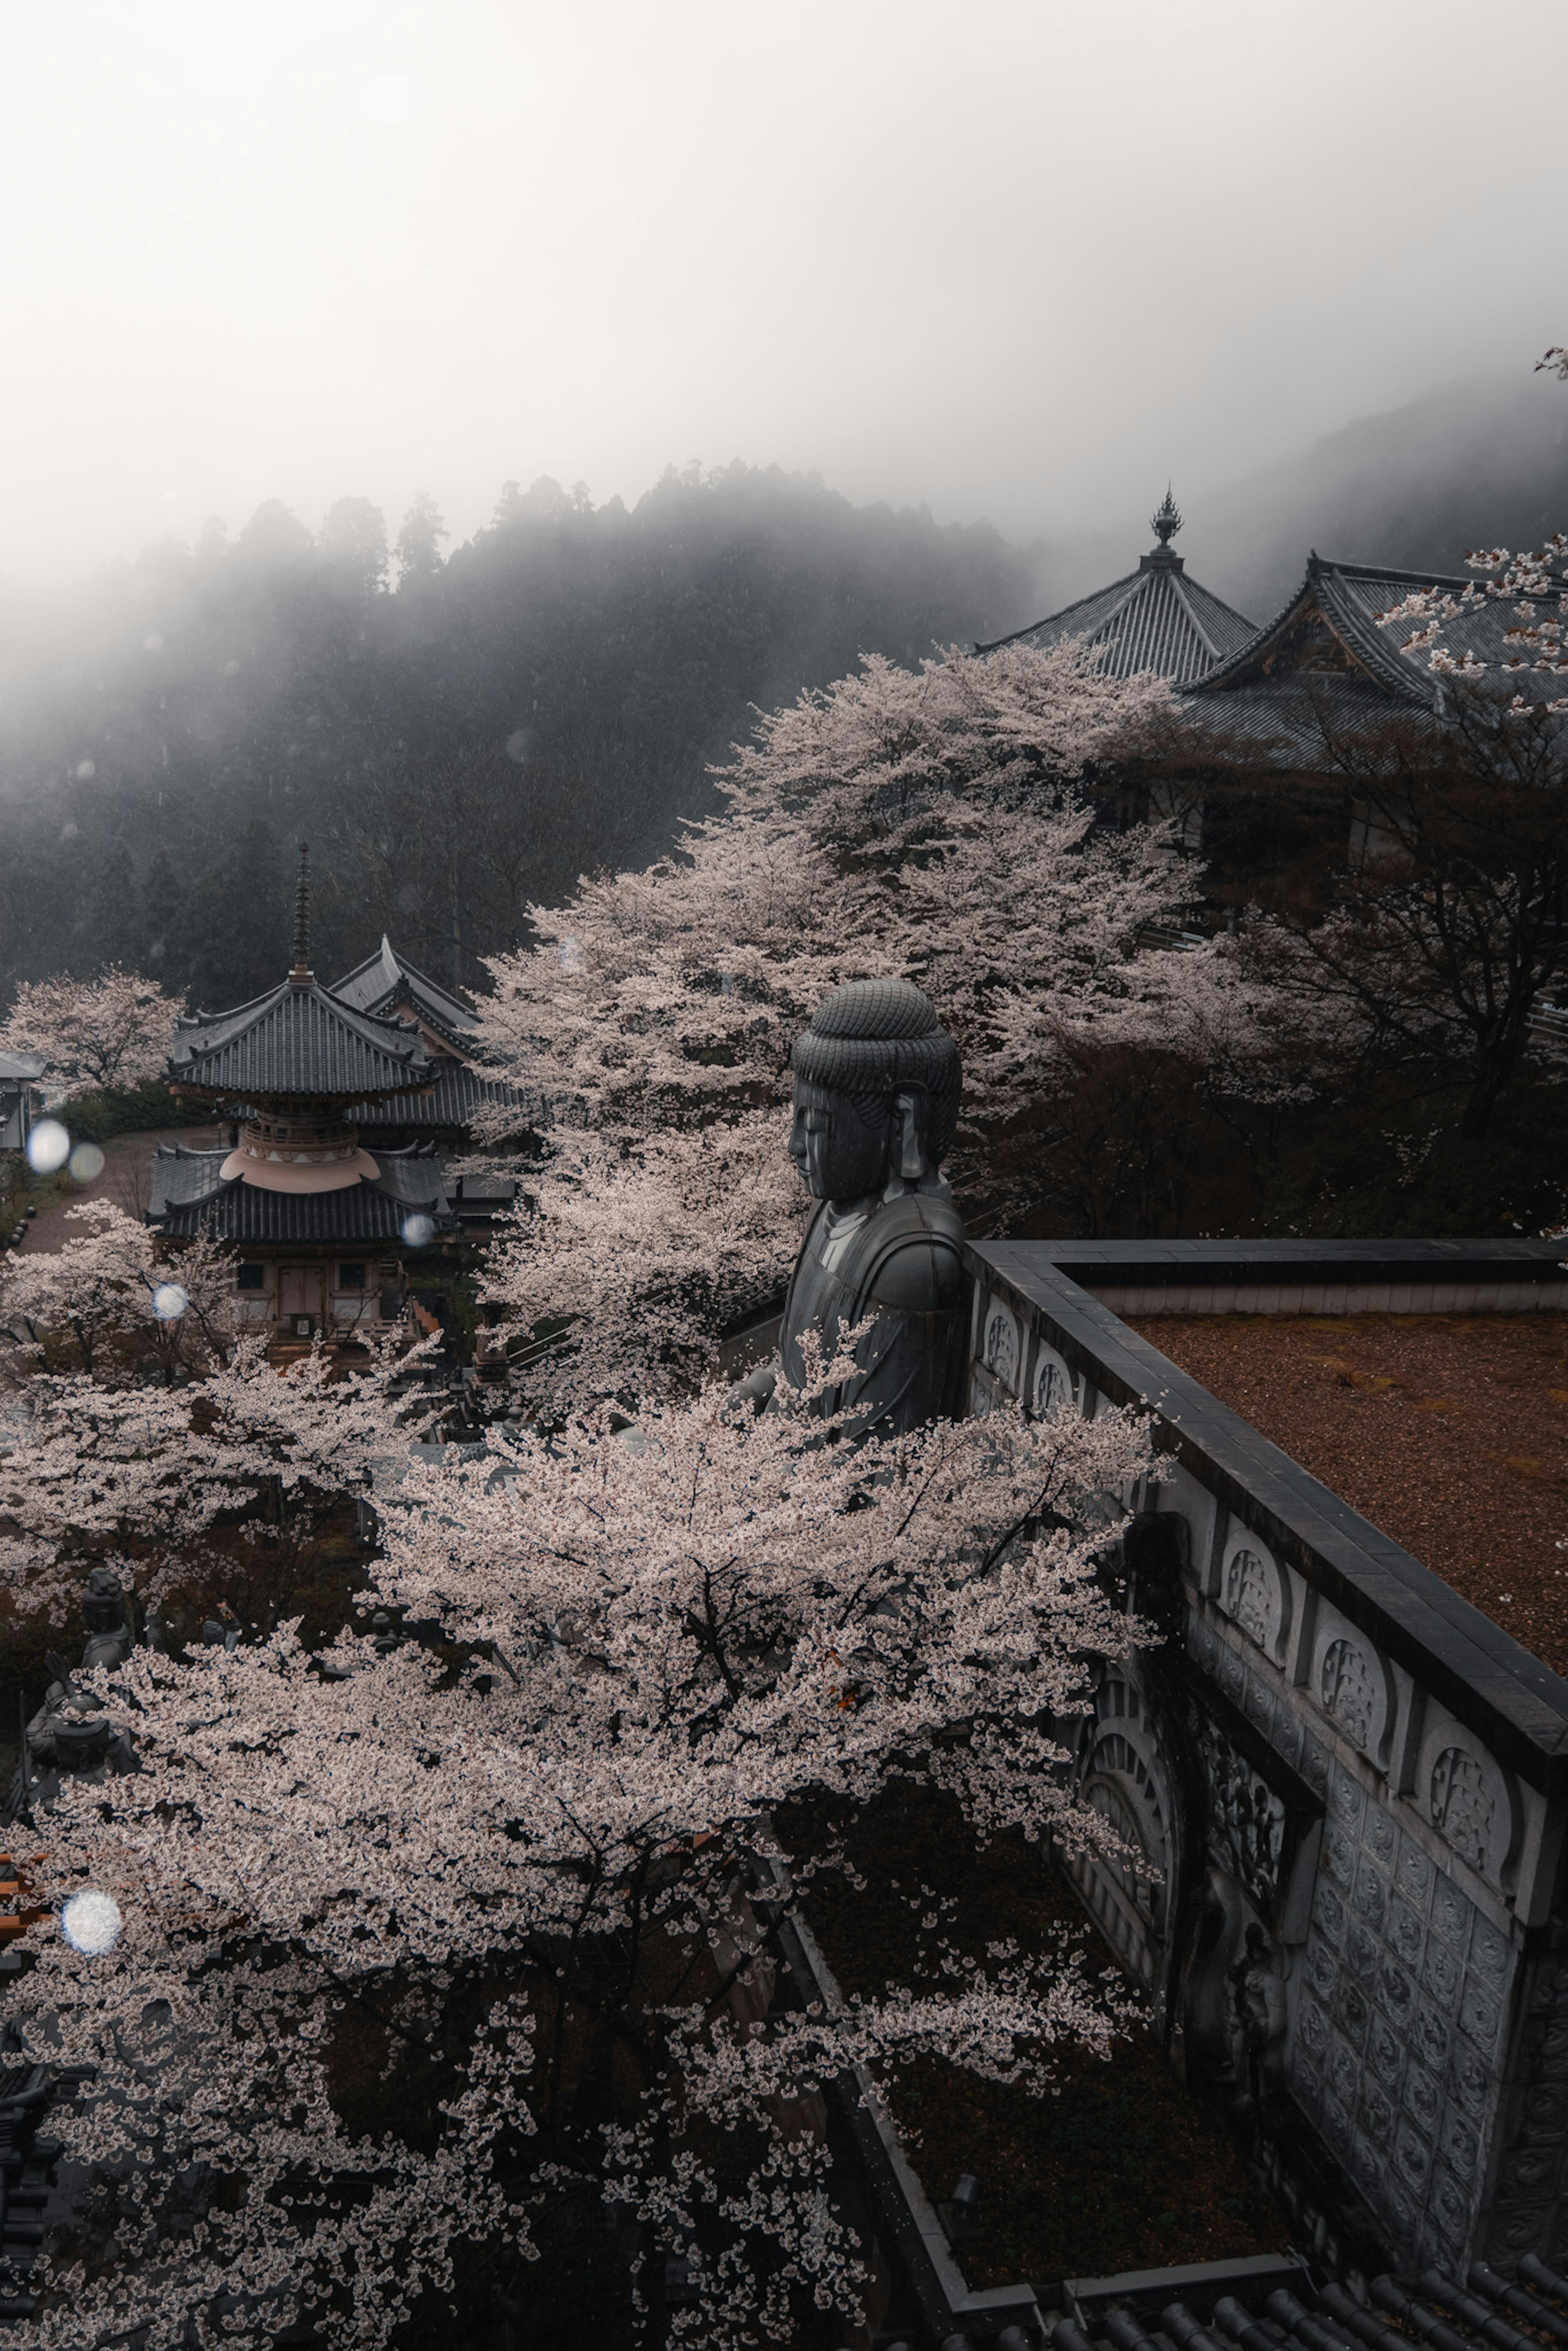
[964,1239,1568,2279]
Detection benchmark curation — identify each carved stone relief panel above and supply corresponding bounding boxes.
[981,1298,1020,1391]
[1217,1526,1291,1670]
[1289,1754,1519,2271]
[1486,1941,1568,2265]
[968,1292,1020,1416]
[1195,1713,1286,1918]
[1032,1342,1082,1422]
[1068,1673,1176,1994]
[1309,1600,1396,1772]
[1417,1702,1518,1892]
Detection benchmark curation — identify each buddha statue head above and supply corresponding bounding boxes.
[788,979,962,1207]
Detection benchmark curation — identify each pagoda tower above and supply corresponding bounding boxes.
[148,847,453,1339]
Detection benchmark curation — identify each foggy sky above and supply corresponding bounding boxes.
[6,0,1564,584]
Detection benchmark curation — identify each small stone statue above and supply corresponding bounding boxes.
[744,979,968,1433]
[80,1564,136,1674]
[5,1570,139,1821]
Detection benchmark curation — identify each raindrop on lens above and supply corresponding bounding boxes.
[558,936,584,973]
[69,1142,105,1183]
[62,1889,122,1955]
[401,1213,436,1249]
[74,759,95,780]
[504,729,530,763]
[27,1119,70,1174]
[152,1281,190,1321]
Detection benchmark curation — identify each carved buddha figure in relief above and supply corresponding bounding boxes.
[744,978,969,1434]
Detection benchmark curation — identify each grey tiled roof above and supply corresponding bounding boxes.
[169,978,431,1103]
[1187,673,1401,759]
[347,1056,529,1131]
[979,551,1257,685]
[1194,553,1568,718]
[148,1143,452,1243]
[330,935,477,1047]
[0,1051,45,1081]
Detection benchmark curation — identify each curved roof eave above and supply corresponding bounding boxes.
[1190,554,1437,707]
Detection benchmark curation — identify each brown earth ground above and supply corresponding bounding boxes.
[1128,1313,1568,1677]
[786,1783,1287,2289]
[14,1122,220,1252]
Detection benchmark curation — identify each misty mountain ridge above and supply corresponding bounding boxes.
[0,464,1036,1009]
[4,372,1567,1015]
[1030,370,1568,629]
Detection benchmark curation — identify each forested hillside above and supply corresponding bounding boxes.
[0,465,1038,1008]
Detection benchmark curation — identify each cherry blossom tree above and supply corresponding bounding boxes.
[0,967,185,1101]
[987,931,1340,1233]
[472,641,1233,1399]
[3,1348,1158,2350]
[0,1328,424,1635]
[0,1201,236,1380]
[484,1116,808,1406]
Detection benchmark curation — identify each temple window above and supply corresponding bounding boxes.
[237,1264,266,1291]
[339,1263,367,1290]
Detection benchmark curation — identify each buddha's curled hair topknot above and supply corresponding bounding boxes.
[791,979,962,1160]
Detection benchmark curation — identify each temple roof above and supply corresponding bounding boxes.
[168,976,432,1104]
[149,1141,453,1242]
[1186,554,1568,760]
[978,492,1256,686]
[347,1054,536,1132]
[0,1052,46,1083]
[1194,552,1568,707]
[330,936,477,1049]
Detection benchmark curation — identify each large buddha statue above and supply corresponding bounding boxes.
[743,978,969,1433]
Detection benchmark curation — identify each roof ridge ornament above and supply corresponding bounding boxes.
[1151,485,1183,548]
[291,841,312,985]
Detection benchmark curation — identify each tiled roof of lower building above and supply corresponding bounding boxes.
[149,1145,452,1243]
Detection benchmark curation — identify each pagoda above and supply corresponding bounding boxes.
[148,848,455,1339]
[978,490,1257,686]
[330,933,533,1153]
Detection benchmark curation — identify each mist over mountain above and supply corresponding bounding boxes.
[0,465,1034,1010]
[5,370,1567,1018]
[1031,370,1568,630]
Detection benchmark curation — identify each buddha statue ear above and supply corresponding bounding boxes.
[893,1090,927,1182]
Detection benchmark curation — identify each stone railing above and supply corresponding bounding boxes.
[964,1237,1568,2284]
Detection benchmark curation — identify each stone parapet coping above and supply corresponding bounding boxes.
[969,1241,1568,1787]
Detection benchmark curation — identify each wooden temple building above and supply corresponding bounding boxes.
[148,854,518,1341]
[990,488,1566,737]
[987,494,1566,883]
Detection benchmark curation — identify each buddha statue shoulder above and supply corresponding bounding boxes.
[743,978,970,1433]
